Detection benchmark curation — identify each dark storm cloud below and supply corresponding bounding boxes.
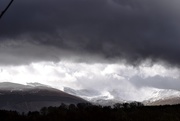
[1,0,180,65]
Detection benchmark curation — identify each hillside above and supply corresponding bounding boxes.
[0,82,87,112]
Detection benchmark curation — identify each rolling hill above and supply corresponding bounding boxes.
[0,82,87,112]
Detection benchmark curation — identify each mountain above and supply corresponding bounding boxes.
[63,87,180,106]
[146,97,180,105]
[2,82,179,112]
[143,88,180,105]
[0,82,87,112]
[63,87,125,106]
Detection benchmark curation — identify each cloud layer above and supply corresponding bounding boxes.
[1,0,180,65]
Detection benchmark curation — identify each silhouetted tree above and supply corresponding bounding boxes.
[1,103,180,121]
[113,103,123,109]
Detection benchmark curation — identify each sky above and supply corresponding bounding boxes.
[0,0,180,101]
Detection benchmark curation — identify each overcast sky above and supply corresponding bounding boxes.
[0,0,180,101]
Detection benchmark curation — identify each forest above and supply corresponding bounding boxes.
[0,102,180,121]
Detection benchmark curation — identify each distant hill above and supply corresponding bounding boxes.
[0,82,87,112]
[64,87,180,106]
[145,97,180,106]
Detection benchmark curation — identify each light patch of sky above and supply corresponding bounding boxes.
[138,64,180,79]
[0,60,179,100]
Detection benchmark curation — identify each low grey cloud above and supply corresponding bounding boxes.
[130,76,180,91]
[1,0,180,66]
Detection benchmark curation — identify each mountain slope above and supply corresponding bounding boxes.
[0,82,87,112]
[143,88,180,105]
[63,87,180,106]
[146,97,180,105]
[63,87,125,106]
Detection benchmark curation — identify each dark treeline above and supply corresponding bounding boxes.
[1,102,180,121]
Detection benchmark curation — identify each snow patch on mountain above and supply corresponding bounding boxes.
[26,82,49,87]
[141,87,180,103]
[0,82,52,93]
[63,87,117,104]
[63,86,180,105]
[64,87,127,105]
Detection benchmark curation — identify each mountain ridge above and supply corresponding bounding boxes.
[1,82,180,112]
[0,82,87,112]
[63,86,180,106]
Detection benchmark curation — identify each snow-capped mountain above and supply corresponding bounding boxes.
[63,87,101,97]
[0,82,87,112]
[63,87,126,105]
[145,88,180,101]
[63,86,180,106]
[1,81,180,112]
[143,88,180,105]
